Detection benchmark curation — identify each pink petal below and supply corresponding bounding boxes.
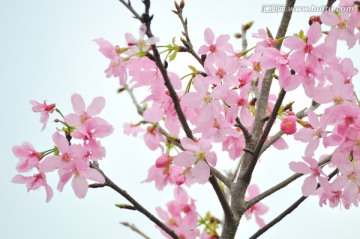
[52,132,69,153]
[283,36,305,51]
[143,103,164,123]
[72,176,88,199]
[83,168,105,183]
[173,152,196,167]
[289,161,311,174]
[204,28,215,45]
[307,22,322,45]
[39,156,61,173]
[71,93,85,115]
[192,160,210,184]
[302,176,317,196]
[87,96,105,116]
[320,11,339,27]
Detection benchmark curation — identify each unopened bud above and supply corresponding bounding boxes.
[234,33,242,39]
[309,16,322,25]
[242,21,254,31]
[175,174,185,185]
[180,0,185,9]
[155,154,172,168]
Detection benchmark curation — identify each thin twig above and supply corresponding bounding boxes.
[124,85,145,115]
[174,1,204,66]
[235,117,252,142]
[117,0,142,20]
[249,168,338,239]
[90,162,179,239]
[120,222,152,239]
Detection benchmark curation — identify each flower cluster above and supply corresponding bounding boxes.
[92,2,360,227]
[12,94,113,201]
[13,0,360,234]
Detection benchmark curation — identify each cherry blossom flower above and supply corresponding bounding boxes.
[125,24,159,56]
[64,93,105,128]
[198,28,234,59]
[144,125,166,151]
[289,156,327,196]
[29,100,56,131]
[39,132,86,173]
[156,187,199,239]
[71,117,114,141]
[321,10,357,48]
[57,159,105,198]
[12,173,53,202]
[253,28,277,52]
[244,184,269,227]
[12,141,42,172]
[317,176,346,208]
[94,38,127,85]
[173,138,217,184]
[294,110,327,156]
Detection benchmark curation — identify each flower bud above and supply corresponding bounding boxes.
[155,154,172,168]
[280,115,297,135]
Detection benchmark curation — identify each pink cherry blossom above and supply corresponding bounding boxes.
[198,28,234,58]
[317,176,346,208]
[244,184,269,227]
[321,10,357,48]
[57,159,105,198]
[39,132,86,173]
[12,141,42,172]
[294,110,327,156]
[173,138,217,184]
[29,100,56,131]
[143,125,166,151]
[94,38,127,85]
[289,156,327,196]
[71,117,114,141]
[156,187,200,239]
[65,93,105,128]
[12,173,53,202]
[125,24,159,56]
[253,28,277,52]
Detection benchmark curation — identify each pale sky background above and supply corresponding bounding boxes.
[1,0,360,239]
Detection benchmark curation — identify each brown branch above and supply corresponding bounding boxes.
[250,88,288,167]
[249,168,338,239]
[210,166,232,188]
[222,2,296,238]
[120,222,152,239]
[326,0,337,8]
[90,162,179,239]
[209,175,234,222]
[235,117,252,142]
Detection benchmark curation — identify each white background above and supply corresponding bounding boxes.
[1,0,359,238]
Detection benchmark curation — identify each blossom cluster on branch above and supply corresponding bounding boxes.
[12,0,360,238]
